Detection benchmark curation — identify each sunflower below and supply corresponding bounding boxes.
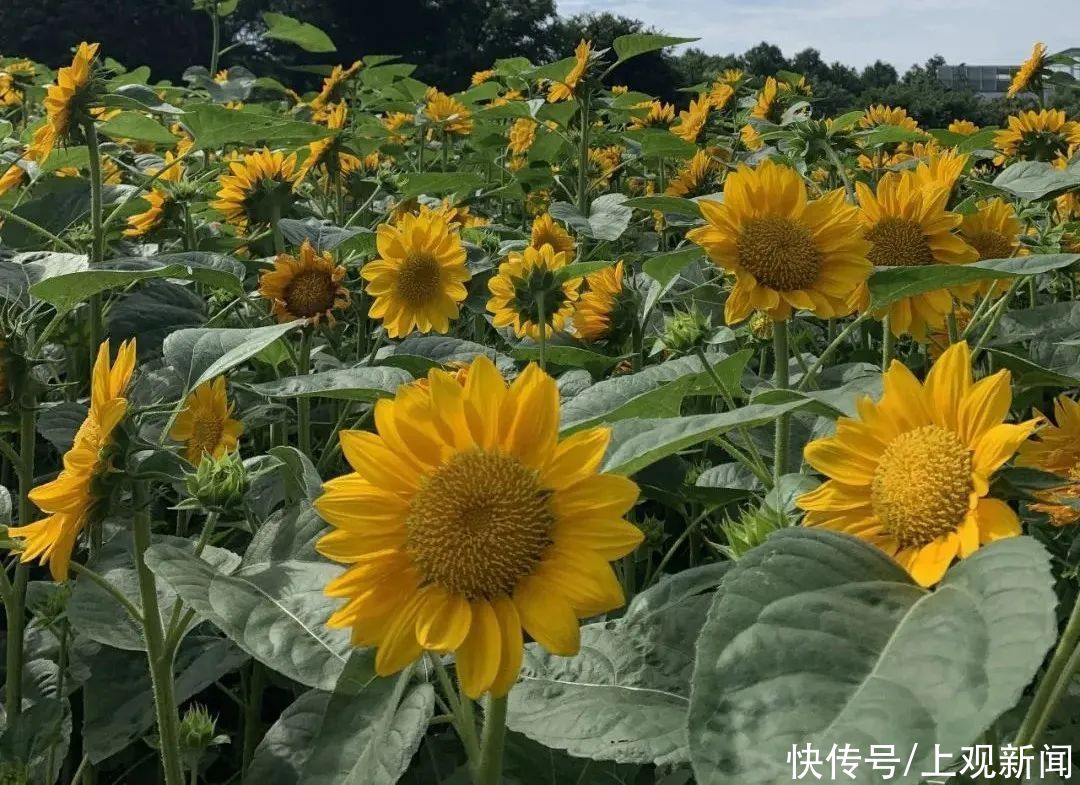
[310,61,363,113]
[314,356,641,697]
[910,149,969,193]
[686,159,872,324]
[1008,42,1048,98]
[665,148,724,198]
[740,124,764,151]
[959,198,1025,262]
[211,148,300,230]
[0,73,21,107]
[798,341,1039,587]
[530,213,575,255]
[707,82,735,112]
[670,96,710,143]
[926,305,971,361]
[423,88,473,137]
[574,261,625,342]
[994,110,1080,165]
[383,112,414,144]
[362,209,470,338]
[296,101,349,183]
[548,40,592,102]
[0,157,28,196]
[30,42,100,164]
[259,239,349,326]
[859,104,919,132]
[628,100,675,130]
[948,119,980,136]
[488,244,582,340]
[123,152,183,237]
[587,145,622,190]
[492,89,522,107]
[855,171,978,339]
[9,340,136,581]
[750,77,783,123]
[507,118,537,156]
[471,69,496,86]
[169,377,244,464]
[1018,395,1080,527]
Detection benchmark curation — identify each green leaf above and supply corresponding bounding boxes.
[689,529,1057,785]
[623,195,703,218]
[185,103,332,149]
[399,171,484,200]
[278,218,364,252]
[994,160,1080,201]
[502,733,641,785]
[612,34,698,64]
[987,347,1080,387]
[587,193,632,241]
[247,367,412,402]
[382,335,515,375]
[994,301,1080,345]
[555,259,616,283]
[109,281,206,357]
[625,128,698,159]
[603,400,808,476]
[511,343,619,373]
[643,246,706,285]
[854,124,930,146]
[145,543,352,690]
[867,254,1080,309]
[98,111,177,145]
[261,12,336,53]
[243,503,328,568]
[163,322,304,390]
[246,690,330,785]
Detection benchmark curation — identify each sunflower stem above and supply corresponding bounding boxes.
[5,400,36,731]
[881,314,895,369]
[694,346,768,480]
[269,201,284,256]
[70,562,144,626]
[207,5,221,76]
[535,289,547,371]
[241,661,265,777]
[971,276,1024,361]
[131,480,186,785]
[183,204,198,252]
[163,511,219,654]
[576,90,592,217]
[1014,589,1080,747]
[946,308,959,345]
[797,313,868,392]
[823,141,855,203]
[84,117,106,355]
[473,695,508,785]
[771,318,791,486]
[297,328,313,456]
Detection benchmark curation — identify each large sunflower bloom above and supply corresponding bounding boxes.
[859,104,919,132]
[993,110,1080,166]
[665,148,724,198]
[488,244,582,340]
[1018,395,1080,527]
[750,76,782,123]
[855,171,978,339]
[423,88,473,137]
[686,159,872,324]
[362,209,470,338]
[548,40,592,103]
[1007,42,1047,98]
[259,239,349,326]
[530,213,575,255]
[211,148,300,230]
[574,260,625,342]
[30,42,100,164]
[9,340,136,581]
[169,377,244,464]
[314,356,642,697]
[910,149,969,193]
[798,341,1040,587]
[507,118,537,156]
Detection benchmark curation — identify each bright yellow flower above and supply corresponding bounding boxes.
[665,148,724,198]
[296,102,350,183]
[574,260,625,342]
[740,124,764,151]
[717,68,744,86]
[1007,42,1047,98]
[9,340,136,581]
[1018,395,1080,527]
[492,89,522,107]
[310,61,363,112]
[169,377,244,464]
[855,172,978,339]
[211,148,300,230]
[610,84,629,95]
[488,244,582,340]
[507,118,537,156]
[471,69,496,86]
[123,152,183,237]
[799,341,1039,587]
[750,76,783,123]
[959,198,1024,262]
[30,42,100,164]
[530,213,575,255]
[548,40,592,102]
[993,110,1080,165]
[259,239,349,326]
[0,158,28,196]
[687,159,871,324]
[424,88,473,136]
[910,149,969,193]
[948,119,980,136]
[859,104,919,132]
[670,95,709,143]
[707,82,735,112]
[629,100,675,130]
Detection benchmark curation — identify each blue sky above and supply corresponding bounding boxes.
[556,0,1075,70]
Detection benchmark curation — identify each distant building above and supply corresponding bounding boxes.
[939,61,1080,99]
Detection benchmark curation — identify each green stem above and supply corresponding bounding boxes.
[269,201,284,256]
[163,512,219,654]
[797,313,867,391]
[823,142,855,203]
[881,313,895,370]
[70,562,144,625]
[971,277,1024,360]
[297,328,313,456]
[535,290,547,371]
[5,402,36,729]
[183,204,198,253]
[630,314,643,372]
[694,347,768,481]
[0,209,79,252]
[208,6,221,76]
[473,696,508,785]
[131,481,186,785]
[1014,591,1080,747]
[772,319,791,486]
[946,308,959,345]
[241,662,265,776]
[45,620,69,784]
[84,118,105,352]
[576,91,592,217]
[1028,275,1037,308]
[416,127,426,173]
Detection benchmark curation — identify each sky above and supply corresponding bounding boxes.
[556,0,1076,70]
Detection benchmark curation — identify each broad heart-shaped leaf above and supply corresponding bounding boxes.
[97,111,177,145]
[867,254,1080,309]
[82,635,248,764]
[993,159,1080,201]
[145,543,351,690]
[502,732,642,784]
[507,574,716,766]
[380,334,515,375]
[278,217,364,252]
[399,171,484,200]
[108,281,206,358]
[688,529,1057,785]
[623,195,703,218]
[992,301,1080,346]
[185,103,332,149]
[602,400,808,476]
[612,33,698,63]
[68,532,240,652]
[246,366,412,402]
[588,193,633,241]
[164,322,303,390]
[512,342,619,374]
[560,351,752,433]
[243,502,327,568]
[643,245,706,285]
[261,12,336,52]
[245,689,331,785]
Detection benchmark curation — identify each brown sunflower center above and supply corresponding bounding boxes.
[866,217,936,267]
[190,415,225,457]
[284,269,338,318]
[405,449,554,599]
[871,425,972,549]
[967,231,1014,261]
[396,251,443,306]
[736,215,822,291]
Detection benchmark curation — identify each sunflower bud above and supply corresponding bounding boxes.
[184,451,247,512]
[179,704,217,753]
[715,504,787,560]
[661,308,710,355]
[748,310,774,341]
[633,514,666,550]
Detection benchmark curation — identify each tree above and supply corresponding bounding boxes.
[741,42,788,77]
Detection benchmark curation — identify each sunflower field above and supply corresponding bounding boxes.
[1,12,1080,784]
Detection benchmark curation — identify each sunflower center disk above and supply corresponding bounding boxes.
[284,269,338,318]
[397,251,443,306]
[968,231,1013,261]
[871,425,973,549]
[191,416,225,456]
[866,217,935,267]
[736,215,821,291]
[405,449,554,600]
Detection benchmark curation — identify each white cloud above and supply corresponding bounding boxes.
[556,0,1073,70]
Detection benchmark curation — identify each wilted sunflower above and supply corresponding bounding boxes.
[665,148,725,198]
[488,244,582,339]
[530,213,576,255]
[423,88,473,136]
[123,152,183,237]
[799,341,1039,587]
[948,119,980,136]
[259,239,349,326]
[9,340,136,581]
[362,209,470,338]
[169,377,244,464]
[574,260,626,342]
[548,40,592,102]
[507,117,537,156]
[314,356,641,697]
[855,171,978,339]
[211,148,300,230]
[670,95,710,143]
[310,61,363,114]
[629,100,675,130]
[1018,395,1080,527]
[686,159,872,324]
[30,42,100,163]
[1007,42,1048,98]
[994,110,1080,166]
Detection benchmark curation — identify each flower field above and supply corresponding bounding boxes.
[1,13,1080,785]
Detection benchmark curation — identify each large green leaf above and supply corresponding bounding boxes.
[511,343,619,373]
[98,111,177,145]
[993,160,1080,201]
[623,195,703,218]
[643,246,706,285]
[612,34,698,64]
[245,690,331,785]
[867,254,1080,309]
[185,103,332,149]
[243,503,328,569]
[278,218,365,252]
[164,322,303,390]
[382,335,515,375]
[108,281,206,357]
[400,171,484,199]
[145,543,351,690]
[247,366,412,402]
[602,400,808,475]
[689,529,1057,785]
[262,12,336,52]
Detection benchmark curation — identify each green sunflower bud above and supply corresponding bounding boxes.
[633,514,666,550]
[179,704,217,753]
[748,310,774,341]
[661,308,710,355]
[715,503,787,560]
[183,451,247,512]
